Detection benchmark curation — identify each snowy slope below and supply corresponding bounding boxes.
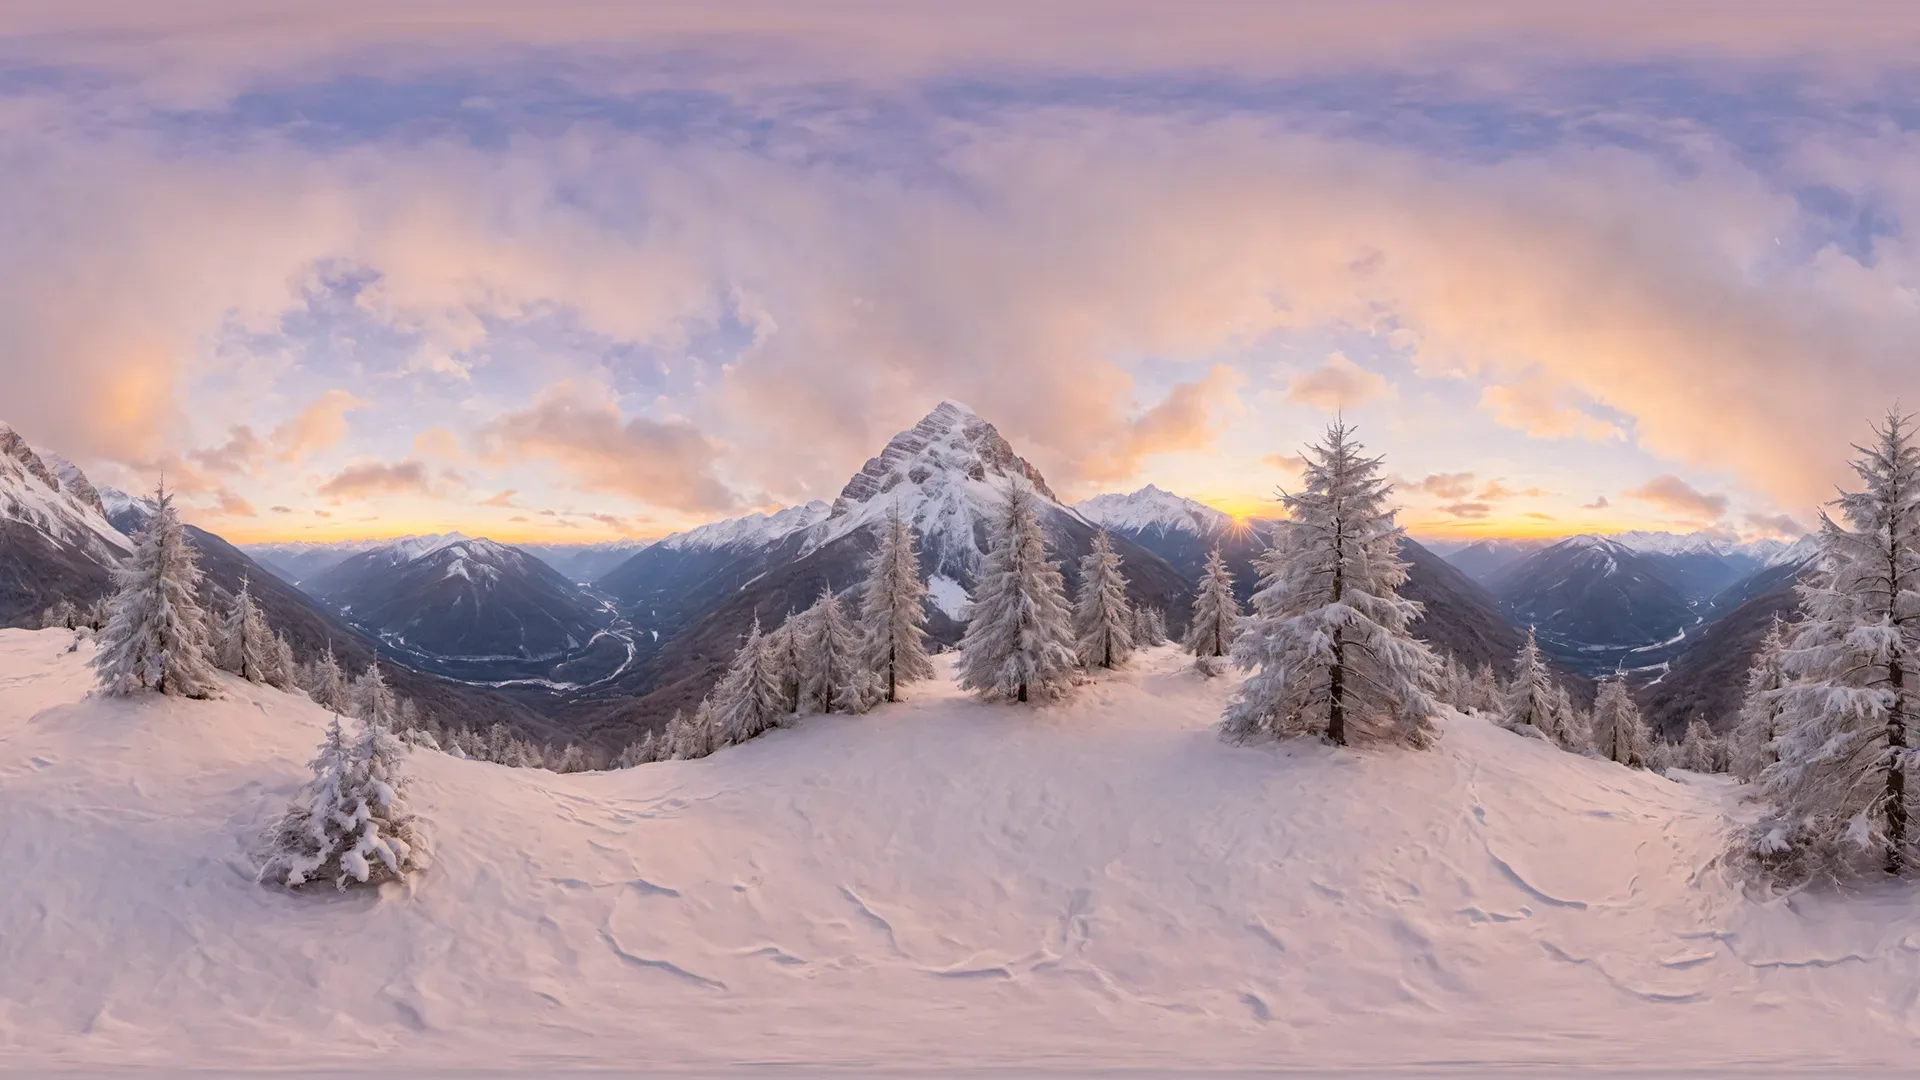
[0,424,130,562]
[9,628,1920,1072]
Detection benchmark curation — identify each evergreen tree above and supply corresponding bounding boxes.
[40,597,78,631]
[217,577,275,684]
[1072,530,1135,669]
[1681,715,1724,773]
[350,662,399,727]
[267,631,299,692]
[1731,616,1791,782]
[1590,676,1652,767]
[1550,683,1588,750]
[307,643,351,713]
[957,482,1078,703]
[1222,421,1440,747]
[799,585,870,715]
[90,481,220,699]
[1185,548,1239,660]
[1503,628,1559,738]
[712,620,787,744]
[761,615,803,715]
[858,508,934,701]
[617,731,660,768]
[1469,663,1503,714]
[1136,607,1169,647]
[1753,414,1920,878]
[258,713,429,890]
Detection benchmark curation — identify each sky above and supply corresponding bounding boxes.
[5,2,1920,545]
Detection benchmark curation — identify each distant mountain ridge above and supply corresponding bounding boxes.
[0,423,131,625]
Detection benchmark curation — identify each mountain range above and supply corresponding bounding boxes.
[2,402,1824,751]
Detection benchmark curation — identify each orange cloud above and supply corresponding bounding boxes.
[473,382,737,514]
[1625,474,1729,522]
[1285,353,1392,411]
[316,459,432,501]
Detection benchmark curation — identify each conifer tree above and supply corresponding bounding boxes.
[1222,421,1440,747]
[799,585,870,715]
[957,482,1078,703]
[1185,548,1239,661]
[1136,607,1169,647]
[1470,663,1503,714]
[1753,414,1920,877]
[40,597,78,631]
[1681,715,1723,772]
[259,713,429,891]
[1590,676,1652,767]
[307,643,351,713]
[268,631,299,692]
[858,508,934,701]
[761,615,803,715]
[1072,530,1135,669]
[1503,628,1559,739]
[1550,683,1588,750]
[1731,616,1791,782]
[91,481,220,698]
[217,577,275,684]
[712,620,787,744]
[351,662,398,728]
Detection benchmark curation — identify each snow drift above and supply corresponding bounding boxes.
[2,629,1917,1072]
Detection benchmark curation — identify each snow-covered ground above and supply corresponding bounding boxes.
[4,628,1919,1073]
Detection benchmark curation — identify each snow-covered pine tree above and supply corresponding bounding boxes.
[267,631,299,691]
[306,643,351,713]
[217,577,275,684]
[1502,627,1559,740]
[957,481,1078,703]
[1550,683,1588,750]
[1731,615,1791,783]
[617,731,660,768]
[858,508,934,701]
[761,615,803,715]
[1752,414,1920,878]
[1470,663,1503,714]
[258,713,429,891]
[90,481,220,699]
[40,597,78,630]
[712,619,787,744]
[350,662,399,727]
[1221,421,1440,748]
[84,595,110,631]
[1072,530,1135,669]
[1137,607,1169,647]
[1590,676,1652,767]
[1185,547,1239,661]
[799,585,870,715]
[1681,715,1723,772]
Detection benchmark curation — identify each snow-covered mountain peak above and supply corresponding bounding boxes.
[656,500,833,553]
[0,426,129,561]
[1074,485,1231,537]
[834,401,1055,510]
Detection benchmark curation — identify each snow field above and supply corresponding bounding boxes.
[3,629,1919,1072]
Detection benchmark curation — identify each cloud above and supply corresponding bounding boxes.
[473,381,737,514]
[1584,495,1610,509]
[313,509,332,518]
[1408,472,1477,499]
[271,390,364,463]
[1525,511,1556,520]
[480,489,517,508]
[1475,479,1551,501]
[212,488,257,516]
[270,505,292,513]
[1625,474,1729,522]
[1478,374,1623,442]
[190,426,265,475]
[316,459,432,501]
[413,425,464,460]
[1285,353,1392,411]
[1745,511,1809,539]
[1093,365,1243,480]
[1262,453,1309,472]
[1440,502,1493,518]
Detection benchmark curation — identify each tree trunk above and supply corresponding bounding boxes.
[1018,681,1028,703]
[1889,656,1907,876]
[1328,518,1347,746]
